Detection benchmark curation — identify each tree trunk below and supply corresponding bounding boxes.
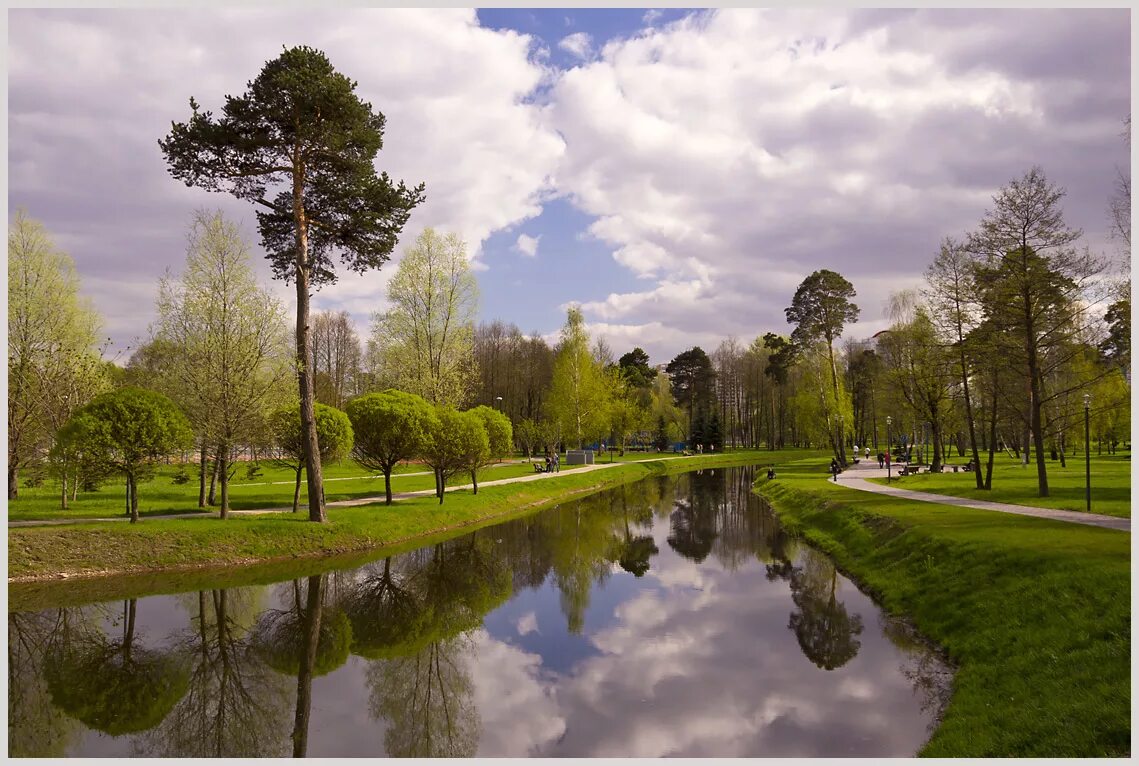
[129,474,139,523]
[208,447,220,506]
[8,464,17,500]
[125,477,132,517]
[384,466,393,505]
[60,471,69,510]
[71,469,78,502]
[293,466,303,513]
[198,442,208,508]
[292,575,323,758]
[218,441,229,520]
[293,167,326,523]
[984,385,999,490]
[471,469,479,495]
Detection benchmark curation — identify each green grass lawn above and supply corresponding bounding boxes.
[8,449,799,594]
[757,454,1130,757]
[869,451,1132,518]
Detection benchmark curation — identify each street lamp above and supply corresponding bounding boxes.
[1084,393,1092,513]
[494,395,503,411]
[886,416,892,484]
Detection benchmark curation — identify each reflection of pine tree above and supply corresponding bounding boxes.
[366,636,480,757]
[133,588,291,757]
[666,474,718,563]
[786,552,864,670]
[611,484,658,577]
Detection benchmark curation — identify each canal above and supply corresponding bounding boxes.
[8,466,951,757]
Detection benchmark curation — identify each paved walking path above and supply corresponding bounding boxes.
[7,457,645,528]
[832,459,1130,532]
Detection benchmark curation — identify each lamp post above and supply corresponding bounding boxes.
[886,416,892,484]
[494,395,503,412]
[1084,393,1091,513]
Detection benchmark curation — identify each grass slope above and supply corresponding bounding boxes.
[757,454,1130,757]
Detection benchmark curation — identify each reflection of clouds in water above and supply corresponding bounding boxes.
[469,629,565,756]
[515,611,539,636]
[531,550,939,758]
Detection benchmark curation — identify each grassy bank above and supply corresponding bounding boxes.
[9,449,795,607]
[868,451,1131,518]
[756,455,1130,757]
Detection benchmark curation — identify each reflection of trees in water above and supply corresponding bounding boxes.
[780,550,864,671]
[43,599,190,737]
[250,575,352,756]
[879,614,953,730]
[366,635,480,757]
[349,536,509,756]
[550,495,620,633]
[133,587,291,757]
[610,483,658,577]
[666,474,718,563]
[8,609,88,756]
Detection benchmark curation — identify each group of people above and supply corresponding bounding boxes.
[539,452,560,473]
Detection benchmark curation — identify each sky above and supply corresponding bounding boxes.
[7,7,1132,367]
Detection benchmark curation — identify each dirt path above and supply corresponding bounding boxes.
[831,460,1130,532]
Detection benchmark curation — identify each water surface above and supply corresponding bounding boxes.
[8,466,950,757]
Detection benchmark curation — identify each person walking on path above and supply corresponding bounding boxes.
[554,452,560,472]
[830,458,839,481]
[864,446,870,461]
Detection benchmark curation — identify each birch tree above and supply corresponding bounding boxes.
[155,210,292,518]
[8,210,108,501]
[546,308,610,449]
[371,228,478,407]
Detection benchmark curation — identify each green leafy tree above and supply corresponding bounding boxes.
[370,228,479,406]
[159,45,424,523]
[466,404,513,487]
[60,388,193,523]
[965,166,1103,497]
[155,210,292,518]
[665,347,716,440]
[617,347,657,388]
[546,307,610,448]
[1099,298,1130,374]
[514,417,541,458]
[422,407,487,504]
[269,403,354,513]
[785,269,859,463]
[8,210,108,502]
[346,389,435,505]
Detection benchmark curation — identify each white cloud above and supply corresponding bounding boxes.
[515,233,541,257]
[558,32,593,60]
[8,8,564,356]
[544,8,1128,357]
[643,10,663,26]
[515,611,540,635]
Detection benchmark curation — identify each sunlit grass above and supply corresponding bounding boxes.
[867,451,1131,518]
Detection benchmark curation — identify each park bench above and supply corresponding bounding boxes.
[898,464,921,476]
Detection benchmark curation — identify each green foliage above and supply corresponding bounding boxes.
[514,417,541,457]
[547,307,610,448]
[346,389,435,504]
[617,347,657,388]
[422,407,488,504]
[61,387,193,509]
[254,606,352,678]
[159,46,424,288]
[467,405,512,459]
[665,346,716,418]
[371,229,479,406]
[269,403,354,466]
[43,616,190,736]
[785,269,859,348]
[1098,298,1130,371]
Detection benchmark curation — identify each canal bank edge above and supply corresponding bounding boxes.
[754,463,1130,758]
[9,450,783,611]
